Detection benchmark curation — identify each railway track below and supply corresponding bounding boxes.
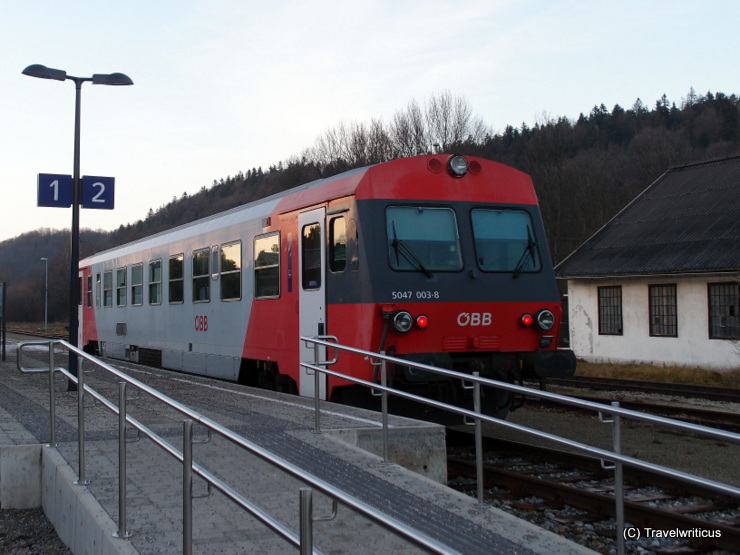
[539,376,740,404]
[6,328,68,340]
[446,429,740,552]
[521,375,740,432]
[522,395,740,433]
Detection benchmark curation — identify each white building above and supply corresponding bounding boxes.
[556,156,740,371]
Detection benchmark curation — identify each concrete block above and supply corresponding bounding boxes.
[0,444,42,508]
[327,425,447,484]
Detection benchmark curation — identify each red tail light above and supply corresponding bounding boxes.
[521,313,534,327]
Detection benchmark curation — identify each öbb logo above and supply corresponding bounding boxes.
[195,315,209,332]
[457,312,492,326]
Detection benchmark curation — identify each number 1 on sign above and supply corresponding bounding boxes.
[50,179,59,201]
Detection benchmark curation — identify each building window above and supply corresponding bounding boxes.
[149,259,162,305]
[649,284,677,337]
[598,286,622,335]
[169,254,184,304]
[131,263,143,306]
[254,232,280,299]
[192,248,210,302]
[103,270,113,308]
[116,268,127,307]
[220,241,241,301]
[708,282,740,339]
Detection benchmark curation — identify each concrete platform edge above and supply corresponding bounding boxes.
[41,446,139,555]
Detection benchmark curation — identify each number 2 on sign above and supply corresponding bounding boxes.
[91,182,106,203]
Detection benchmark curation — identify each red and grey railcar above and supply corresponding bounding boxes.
[80,154,575,416]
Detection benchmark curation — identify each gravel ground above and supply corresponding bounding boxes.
[455,390,740,554]
[0,508,71,554]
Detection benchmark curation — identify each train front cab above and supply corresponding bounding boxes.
[315,155,576,418]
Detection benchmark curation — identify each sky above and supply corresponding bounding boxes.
[1,0,738,243]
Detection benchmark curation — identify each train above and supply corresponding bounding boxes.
[80,154,576,418]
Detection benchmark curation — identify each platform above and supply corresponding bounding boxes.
[0,336,593,554]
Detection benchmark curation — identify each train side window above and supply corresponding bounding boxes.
[254,232,280,299]
[193,248,210,302]
[302,223,321,289]
[86,275,93,308]
[96,274,102,308]
[169,254,184,304]
[116,268,127,307]
[131,263,143,306]
[103,270,113,308]
[221,240,241,301]
[149,259,162,305]
[329,217,346,272]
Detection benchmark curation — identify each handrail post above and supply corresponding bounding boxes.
[380,352,389,463]
[114,382,132,539]
[183,419,193,555]
[48,341,57,446]
[612,401,625,555]
[313,340,321,434]
[299,488,313,555]
[473,372,484,504]
[74,353,88,485]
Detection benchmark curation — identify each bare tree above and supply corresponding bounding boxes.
[390,99,428,157]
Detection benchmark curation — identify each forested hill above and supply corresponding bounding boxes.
[2,89,739,322]
[110,90,740,262]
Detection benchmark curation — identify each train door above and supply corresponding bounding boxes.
[298,207,327,398]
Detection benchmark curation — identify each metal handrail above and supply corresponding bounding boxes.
[300,335,740,555]
[17,340,454,555]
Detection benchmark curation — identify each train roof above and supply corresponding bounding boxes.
[81,154,536,265]
[80,165,370,265]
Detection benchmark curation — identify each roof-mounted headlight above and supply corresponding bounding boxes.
[448,155,468,178]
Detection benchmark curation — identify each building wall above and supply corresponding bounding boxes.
[567,276,739,370]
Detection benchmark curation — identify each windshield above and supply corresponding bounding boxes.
[471,209,541,273]
[386,206,462,273]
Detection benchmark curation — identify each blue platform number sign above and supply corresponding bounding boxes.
[82,176,115,209]
[37,173,73,207]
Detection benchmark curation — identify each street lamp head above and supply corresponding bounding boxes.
[23,65,133,87]
[92,72,133,86]
[92,73,134,85]
[22,64,67,81]
[40,257,48,262]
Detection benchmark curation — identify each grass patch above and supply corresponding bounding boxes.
[576,360,740,388]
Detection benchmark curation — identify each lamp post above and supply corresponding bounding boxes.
[40,257,48,331]
[23,64,132,389]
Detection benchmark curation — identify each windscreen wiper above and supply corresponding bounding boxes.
[512,225,537,279]
[392,222,433,278]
